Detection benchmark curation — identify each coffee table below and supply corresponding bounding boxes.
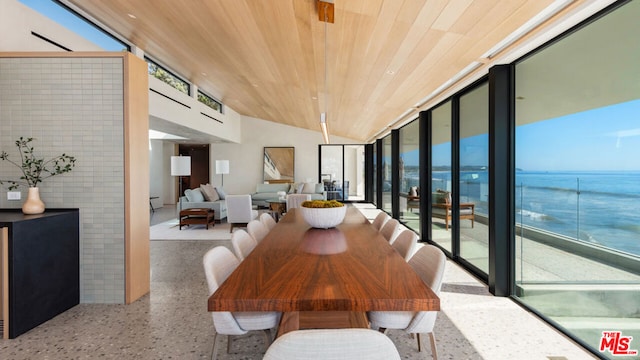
[179,208,215,230]
[266,198,287,220]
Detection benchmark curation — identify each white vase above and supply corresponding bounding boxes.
[22,187,45,214]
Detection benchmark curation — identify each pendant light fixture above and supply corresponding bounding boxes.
[318,0,334,144]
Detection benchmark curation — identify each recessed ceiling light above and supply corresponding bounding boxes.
[127,13,137,19]
[201,72,207,76]
[386,70,395,75]
[252,83,259,87]
[312,96,318,100]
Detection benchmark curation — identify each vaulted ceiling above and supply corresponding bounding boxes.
[65,0,582,142]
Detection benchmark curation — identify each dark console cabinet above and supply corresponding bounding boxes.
[0,209,79,339]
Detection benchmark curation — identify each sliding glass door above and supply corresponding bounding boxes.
[381,136,392,213]
[430,101,452,252]
[399,119,420,235]
[459,83,489,272]
[514,1,640,355]
[319,144,366,202]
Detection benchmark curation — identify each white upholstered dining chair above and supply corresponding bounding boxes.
[371,212,390,231]
[286,193,311,210]
[247,219,269,243]
[391,230,418,261]
[380,218,400,244]
[203,246,281,360]
[225,194,259,233]
[231,229,257,261]
[368,245,446,360]
[260,212,277,230]
[263,329,401,360]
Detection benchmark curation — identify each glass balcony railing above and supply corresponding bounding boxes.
[515,171,640,359]
[516,171,640,258]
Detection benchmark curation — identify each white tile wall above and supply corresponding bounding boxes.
[0,57,125,303]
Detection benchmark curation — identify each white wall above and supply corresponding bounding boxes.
[149,139,164,209]
[162,143,177,205]
[0,0,103,51]
[211,116,360,195]
[148,77,242,143]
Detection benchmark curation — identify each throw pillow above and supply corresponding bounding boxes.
[409,186,417,197]
[215,186,227,199]
[201,183,219,202]
[199,184,210,201]
[301,182,316,194]
[185,188,205,202]
[288,183,296,194]
[296,182,305,194]
[210,188,220,201]
[184,189,195,202]
[190,188,205,202]
[435,189,451,204]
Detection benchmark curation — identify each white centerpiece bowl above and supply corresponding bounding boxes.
[299,204,347,229]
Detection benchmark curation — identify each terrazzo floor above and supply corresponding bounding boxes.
[0,206,597,360]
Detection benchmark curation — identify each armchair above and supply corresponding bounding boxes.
[406,186,420,212]
[286,193,311,210]
[407,195,420,212]
[226,194,259,233]
[431,190,474,230]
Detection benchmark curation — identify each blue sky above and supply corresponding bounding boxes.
[516,99,640,171]
[399,99,640,171]
[20,0,125,51]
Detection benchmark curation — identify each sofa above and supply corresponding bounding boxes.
[177,184,227,221]
[251,182,325,207]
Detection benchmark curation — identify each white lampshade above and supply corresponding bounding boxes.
[215,160,230,175]
[170,156,191,176]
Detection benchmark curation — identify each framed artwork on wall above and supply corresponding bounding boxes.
[263,147,294,183]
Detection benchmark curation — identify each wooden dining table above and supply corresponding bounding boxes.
[208,207,439,334]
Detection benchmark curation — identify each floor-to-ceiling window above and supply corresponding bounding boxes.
[430,101,452,252]
[381,135,392,213]
[399,119,420,235]
[514,1,640,357]
[459,83,489,272]
[372,143,378,206]
[319,145,366,202]
[344,145,365,201]
[320,145,344,200]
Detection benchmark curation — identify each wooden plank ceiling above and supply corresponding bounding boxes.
[66,0,557,142]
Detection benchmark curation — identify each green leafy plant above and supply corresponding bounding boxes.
[0,137,76,190]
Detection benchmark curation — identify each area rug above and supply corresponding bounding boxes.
[150,219,232,241]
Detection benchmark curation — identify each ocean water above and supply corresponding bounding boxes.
[516,171,640,256]
[404,170,640,256]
